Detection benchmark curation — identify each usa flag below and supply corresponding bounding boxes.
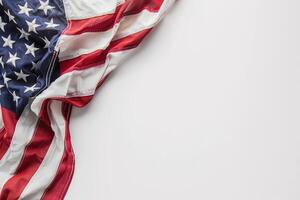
[0,0,174,199]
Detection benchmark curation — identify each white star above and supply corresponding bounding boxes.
[25,43,39,57]
[12,91,20,106]
[0,0,2,5]
[45,18,59,29]
[31,61,40,71]
[24,84,40,93]
[42,37,50,48]
[31,62,38,71]
[26,19,40,33]
[14,70,30,82]
[18,2,33,16]
[7,52,20,67]
[0,57,4,68]
[0,17,6,32]
[4,10,16,23]
[2,72,11,86]
[38,0,55,15]
[2,35,15,49]
[17,28,30,40]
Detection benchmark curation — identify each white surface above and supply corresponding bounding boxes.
[65,1,300,199]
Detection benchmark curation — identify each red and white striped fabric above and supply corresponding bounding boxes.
[0,0,175,199]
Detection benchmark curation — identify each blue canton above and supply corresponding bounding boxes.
[0,0,67,115]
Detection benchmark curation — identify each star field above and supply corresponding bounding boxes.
[0,0,67,114]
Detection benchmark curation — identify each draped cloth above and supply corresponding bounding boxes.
[0,0,175,199]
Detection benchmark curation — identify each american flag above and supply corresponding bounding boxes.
[0,0,174,199]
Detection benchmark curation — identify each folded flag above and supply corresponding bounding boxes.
[0,0,175,199]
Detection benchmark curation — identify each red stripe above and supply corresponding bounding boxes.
[0,101,54,200]
[60,29,152,74]
[0,107,19,160]
[63,4,126,35]
[61,96,94,108]
[41,103,74,200]
[63,0,164,35]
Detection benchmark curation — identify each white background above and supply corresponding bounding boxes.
[66,1,300,199]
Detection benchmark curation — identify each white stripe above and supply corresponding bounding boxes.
[58,0,175,61]
[58,24,119,61]
[19,101,66,200]
[31,50,135,117]
[113,0,175,40]
[63,0,124,20]
[0,103,39,189]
